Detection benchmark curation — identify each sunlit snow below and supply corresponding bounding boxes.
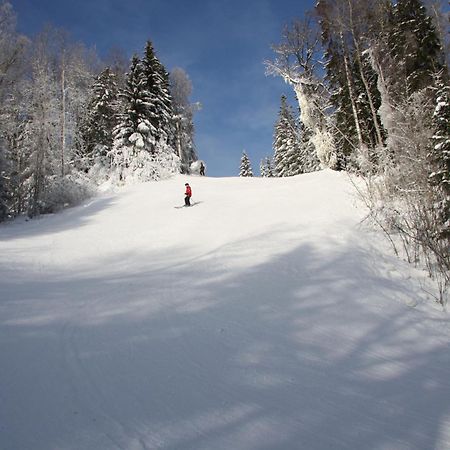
[1,170,449,450]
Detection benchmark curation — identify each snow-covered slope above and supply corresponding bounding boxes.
[1,170,449,450]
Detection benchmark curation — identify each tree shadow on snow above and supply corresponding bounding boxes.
[1,231,450,450]
[0,195,116,241]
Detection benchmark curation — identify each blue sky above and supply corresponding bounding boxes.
[11,0,316,177]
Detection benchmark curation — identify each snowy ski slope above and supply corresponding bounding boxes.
[1,170,449,450]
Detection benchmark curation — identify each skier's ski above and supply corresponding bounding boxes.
[174,201,200,209]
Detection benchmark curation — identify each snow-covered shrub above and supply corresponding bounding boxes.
[41,173,94,213]
[359,87,450,305]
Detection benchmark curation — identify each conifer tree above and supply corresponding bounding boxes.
[317,0,385,169]
[265,157,275,177]
[389,0,444,97]
[79,67,119,165]
[141,41,174,148]
[273,95,299,177]
[298,122,321,173]
[110,55,156,178]
[239,151,253,177]
[430,76,450,238]
[260,157,275,177]
[260,159,266,178]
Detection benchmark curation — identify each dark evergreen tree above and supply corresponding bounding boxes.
[110,55,156,171]
[239,151,253,177]
[141,41,174,149]
[320,26,357,168]
[389,0,445,97]
[317,0,386,170]
[79,67,119,165]
[430,76,450,238]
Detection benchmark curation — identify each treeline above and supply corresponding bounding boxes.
[265,0,449,303]
[0,1,198,221]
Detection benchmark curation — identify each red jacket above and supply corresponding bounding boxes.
[185,185,192,197]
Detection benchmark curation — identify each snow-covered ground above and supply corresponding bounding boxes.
[1,170,449,450]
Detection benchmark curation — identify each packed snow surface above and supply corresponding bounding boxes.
[1,170,449,450]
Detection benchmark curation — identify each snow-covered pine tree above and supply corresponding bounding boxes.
[141,41,174,149]
[430,76,450,238]
[260,159,266,177]
[389,0,444,98]
[79,67,119,167]
[298,121,320,173]
[110,55,157,181]
[264,157,275,177]
[273,95,299,177]
[239,151,253,177]
[316,0,385,171]
[260,157,276,177]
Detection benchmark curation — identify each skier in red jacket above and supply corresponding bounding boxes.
[184,183,192,206]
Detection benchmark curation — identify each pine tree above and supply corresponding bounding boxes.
[110,55,157,178]
[389,0,444,97]
[141,41,174,147]
[273,95,299,176]
[260,157,275,177]
[239,151,253,177]
[81,67,119,160]
[260,159,266,177]
[317,0,385,170]
[298,122,321,173]
[430,76,450,238]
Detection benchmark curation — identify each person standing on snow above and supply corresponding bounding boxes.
[200,162,205,176]
[184,183,192,206]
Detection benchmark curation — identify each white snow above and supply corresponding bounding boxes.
[1,170,449,450]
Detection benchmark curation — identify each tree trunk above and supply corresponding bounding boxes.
[339,31,364,149]
[347,0,384,148]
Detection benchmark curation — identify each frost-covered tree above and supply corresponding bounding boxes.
[260,159,266,177]
[23,30,61,216]
[267,14,336,169]
[260,156,274,177]
[239,151,253,177]
[110,51,179,184]
[298,122,321,173]
[79,67,119,166]
[170,67,198,173]
[389,0,445,98]
[0,1,28,219]
[430,76,450,238]
[110,55,156,179]
[273,95,300,177]
[141,40,174,147]
[316,0,386,169]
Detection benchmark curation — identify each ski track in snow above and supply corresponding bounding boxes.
[1,170,450,450]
